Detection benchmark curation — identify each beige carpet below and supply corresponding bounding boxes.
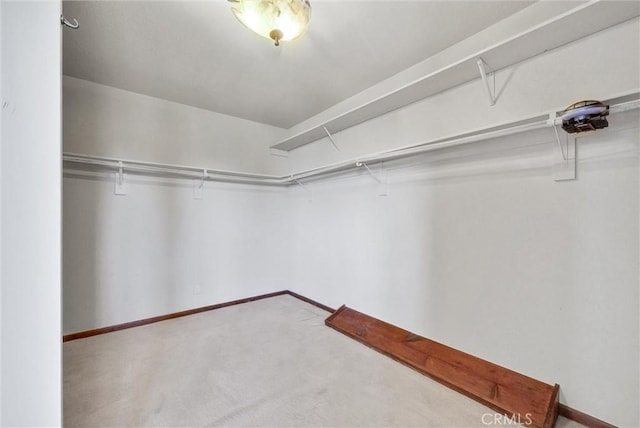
[64,295,583,427]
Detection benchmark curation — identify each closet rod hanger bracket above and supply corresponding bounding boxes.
[194,169,208,200]
[290,175,313,201]
[60,15,79,29]
[548,113,568,161]
[547,113,576,182]
[356,161,381,184]
[115,161,126,195]
[290,175,308,190]
[200,169,208,187]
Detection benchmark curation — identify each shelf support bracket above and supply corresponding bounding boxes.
[269,148,289,158]
[292,176,309,190]
[323,127,341,152]
[553,124,567,161]
[356,161,382,184]
[114,161,126,195]
[549,114,576,181]
[291,175,313,201]
[194,169,207,199]
[476,58,496,106]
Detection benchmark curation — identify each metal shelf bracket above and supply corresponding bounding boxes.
[194,169,208,199]
[476,58,496,106]
[114,161,126,195]
[291,175,313,201]
[548,113,576,181]
[356,161,389,196]
[269,148,289,158]
[323,127,341,152]
[356,161,381,183]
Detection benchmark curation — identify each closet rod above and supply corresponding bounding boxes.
[290,117,550,182]
[63,93,639,186]
[288,94,639,182]
[63,153,284,186]
[61,117,550,187]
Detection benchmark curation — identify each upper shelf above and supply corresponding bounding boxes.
[270,0,640,152]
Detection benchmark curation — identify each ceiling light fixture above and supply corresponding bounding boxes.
[228,0,311,47]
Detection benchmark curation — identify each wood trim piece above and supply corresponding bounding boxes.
[286,290,335,313]
[543,384,560,428]
[63,290,335,342]
[63,290,288,342]
[558,404,617,428]
[326,305,559,428]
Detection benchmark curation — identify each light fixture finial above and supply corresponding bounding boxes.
[269,29,283,46]
[229,0,311,47]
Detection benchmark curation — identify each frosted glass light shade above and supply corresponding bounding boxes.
[229,0,311,46]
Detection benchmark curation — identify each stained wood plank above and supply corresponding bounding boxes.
[558,404,616,428]
[326,305,559,428]
[63,290,335,342]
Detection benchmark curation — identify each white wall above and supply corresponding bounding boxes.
[1,1,62,426]
[0,2,4,422]
[0,1,3,421]
[61,14,639,428]
[63,76,289,176]
[63,173,291,333]
[62,68,294,335]
[289,110,639,426]
[283,19,640,425]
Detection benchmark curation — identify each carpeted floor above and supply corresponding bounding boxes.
[63,294,583,427]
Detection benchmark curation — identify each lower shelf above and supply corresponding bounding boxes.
[325,305,559,428]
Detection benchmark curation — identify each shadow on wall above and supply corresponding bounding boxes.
[63,170,202,333]
[63,171,100,334]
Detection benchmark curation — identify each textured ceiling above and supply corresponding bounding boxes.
[62,1,534,129]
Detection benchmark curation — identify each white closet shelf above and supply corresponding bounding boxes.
[63,91,639,187]
[270,1,640,152]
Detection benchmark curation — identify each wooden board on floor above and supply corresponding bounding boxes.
[325,305,559,428]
